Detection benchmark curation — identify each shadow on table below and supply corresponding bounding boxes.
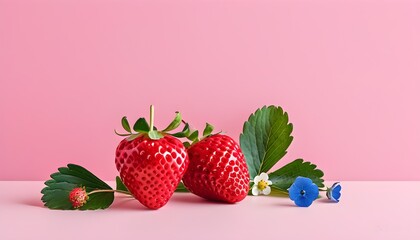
[110,197,150,211]
[317,198,337,204]
[274,198,338,207]
[18,197,45,208]
[17,195,150,211]
[18,193,232,210]
[170,193,238,206]
[275,202,297,207]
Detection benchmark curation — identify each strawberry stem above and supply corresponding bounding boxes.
[149,105,155,131]
[88,189,133,196]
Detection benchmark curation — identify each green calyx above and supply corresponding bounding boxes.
[167,119,218,143]
[115,105,184,141]
[183,122,219,146]
[114,105,219,143]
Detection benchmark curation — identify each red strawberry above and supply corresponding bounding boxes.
[115,106,189,209]
[182,134,250,203]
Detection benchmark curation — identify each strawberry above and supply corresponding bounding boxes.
[115,106,189,210]
[182,133,250,203]
[68,187,89,208]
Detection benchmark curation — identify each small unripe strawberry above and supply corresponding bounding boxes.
[69,187,89,208]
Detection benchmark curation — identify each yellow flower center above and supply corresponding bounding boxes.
[257,180,268,191]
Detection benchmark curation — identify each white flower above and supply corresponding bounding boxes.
[251,172,273,196]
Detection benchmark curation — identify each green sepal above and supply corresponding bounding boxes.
[171,123,191,138]
[121,116,132,133]
[126,133,142,141]
[148,130,164,140]
[269,159,325,191]
[187,130,199,142]
[183,142,191,148]
[114,129,131,137]
[116,176,129,192]
[41,164,114,210]
[175,181,189,192]
[162,112,182,132]
[133,118,150,132]
[203,123,214,137]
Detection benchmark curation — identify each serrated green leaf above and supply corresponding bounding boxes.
[240,105,293,179]
[162,112,182,132]
[246,186,289,196]
[121,116,132,133]
[41,181,78,193]
[203,123,214,137]
[133,117,150,132]
[79,192,114,210]
[41,188,74,210]
[57,165,109,190]
[116,176,129,192]
[175,181,189,192]
[44,179,56,186]
[269,159,325,191]
[148,130,164,140]
[41,164,114,210]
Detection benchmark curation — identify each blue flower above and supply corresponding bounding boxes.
[289,177,319,207]
[326,182,341,202]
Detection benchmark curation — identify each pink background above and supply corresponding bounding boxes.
[1,0,419,181]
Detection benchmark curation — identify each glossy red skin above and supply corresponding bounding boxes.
[183,134,250,203]
[115,135,189,209]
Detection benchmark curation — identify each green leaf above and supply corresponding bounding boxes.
[175,181,189,192]
[162,112,182,132]
[133,117,150,132]
[80,191,114,210]
[269,159,325,191]
[116,176,129,192]
[41,164,114,210]
[121,116,132,133]
[240,105,293,179]
[247,185,289,196]
[148,130,164,140]
[203,123,214,137]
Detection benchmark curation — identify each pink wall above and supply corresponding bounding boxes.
[1,0,419,180]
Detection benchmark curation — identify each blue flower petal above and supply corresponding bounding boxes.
[304,184,319,201]
[289,177,319,207]
[288,184,301,201]
[332,185,341,201]
[294,196,315,207]
[327,182,341,202]
[334,184,342,192]
[294,176,314,188]
[332,191,341,201]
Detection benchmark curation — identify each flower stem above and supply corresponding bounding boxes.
[88,189,133,196]
[149,105,154,131]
